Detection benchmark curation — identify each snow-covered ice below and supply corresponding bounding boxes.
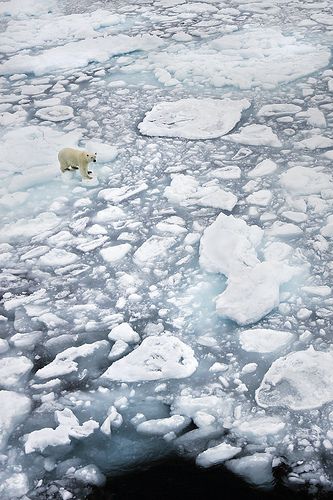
[101,336,198,382]
[139,98,251,139]
[239,328,295,353]
[256,347,333,411]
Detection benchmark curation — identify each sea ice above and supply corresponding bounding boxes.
[215,262,298,325]
[239,328,295,353]
[101,335,197,382]
[35,105,74,122]
[257,103,301,117]
[100,244,132,263]
[199,213,262,276]
[256,347,333,410]
[1,34,164,76]
[165,174,237,211]
[280,166,331,194]
[225,124,282,147]
[0,391,31,450]
[149,28,330,89]
[248,159,277,178]
[0,356,33,389]
[108,323,140,343]
[133,236,177,266]
[136,415,190,435]
[226,453,274,487]
[196,442,242,468]
[138,98,250,139]
[35,341,110,379]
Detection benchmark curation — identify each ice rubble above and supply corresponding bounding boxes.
[25,408,99,454]
[149,27,330,89]
[1,0,333,496]
[138,98,251,139]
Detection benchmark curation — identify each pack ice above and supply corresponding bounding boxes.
[1,0,333,497]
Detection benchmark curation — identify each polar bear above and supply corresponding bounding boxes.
[58,148,97,180]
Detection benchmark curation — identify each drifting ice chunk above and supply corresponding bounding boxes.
[100,406,123,435]
[267,221,303,237]
[39,248,79,268]
[256,347,333,410]
[101,335,197,382]
[0,356,33,389]
[225,125,282,147]
[296,108,326,128]
[216,262,298,325]
[94,206,126,223]
[257,103,301,117]
[164,174,237,211]
[280,166,331,195]
[136,415,190,435]
[0,390,31,450]
[100,244,131,263]
[35,341,110,379]
[133,236,176,266]
[226,453,273,487]
[199,213,263,275]
[25,408,99,454]
[108,323,140,343]
[74,464,106,486]
[35,105,74,122]
[138,98,251,139]
[246,189,272,206]
[25,426,71,453]
[248,159,277,178]
[239,329,295,353]
[99,183,148,203]
[232,416,285,442]
[295,135,333,150]
[196,442,242,468]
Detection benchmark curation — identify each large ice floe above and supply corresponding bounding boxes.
[1,0,333,498]
[138,98,251,139]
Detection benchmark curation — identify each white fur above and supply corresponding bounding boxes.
[58,148,97,180]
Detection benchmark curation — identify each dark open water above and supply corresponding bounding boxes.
[88,457,333,500]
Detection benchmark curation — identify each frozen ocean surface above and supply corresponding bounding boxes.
[0,0,333,498]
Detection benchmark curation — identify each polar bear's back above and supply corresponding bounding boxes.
[58,147,85,165]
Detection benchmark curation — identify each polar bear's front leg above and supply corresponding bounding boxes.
[79,162,92,180]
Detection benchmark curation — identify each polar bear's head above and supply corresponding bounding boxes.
[85,152,97,163]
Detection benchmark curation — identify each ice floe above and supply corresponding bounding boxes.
[256,347,333,410]
[165,174,237,211]
[225,124,282,147]
[139,98,251,139]
[239,328,295,353]
[101,336,197,382]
